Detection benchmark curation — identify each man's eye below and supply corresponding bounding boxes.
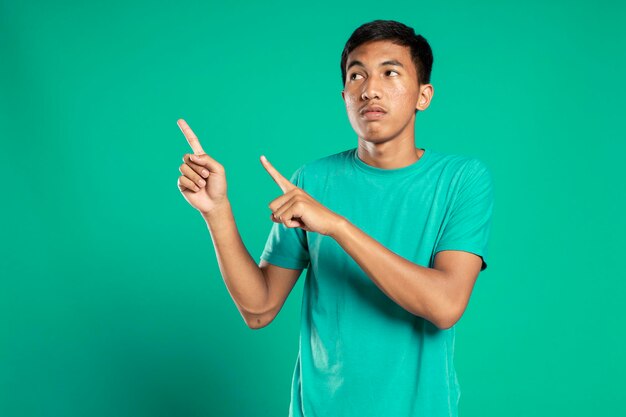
[386,70,399,77]
[350,73,363,80]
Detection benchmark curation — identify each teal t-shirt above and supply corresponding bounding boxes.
[260,147,494,417]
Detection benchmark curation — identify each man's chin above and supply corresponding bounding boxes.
[357,130,393,143]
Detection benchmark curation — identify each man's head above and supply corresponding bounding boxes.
[340,20,433,89]
[340,20,434,143]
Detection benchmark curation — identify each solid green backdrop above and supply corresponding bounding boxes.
[1,0,625,416]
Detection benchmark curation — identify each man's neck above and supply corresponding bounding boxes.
[357,135,423,170]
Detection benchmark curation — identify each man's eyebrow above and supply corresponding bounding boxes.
[346,60,365,71]
[346,59,404,71]
[380,59,404,67]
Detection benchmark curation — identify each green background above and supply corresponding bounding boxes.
[1,0,625,416]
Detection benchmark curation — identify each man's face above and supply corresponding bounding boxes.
[341,40,432,143]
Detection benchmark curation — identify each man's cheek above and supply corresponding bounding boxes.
[387,86,409,101]
[345,96,359,109]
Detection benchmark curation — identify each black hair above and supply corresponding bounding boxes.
[340,20,433,88]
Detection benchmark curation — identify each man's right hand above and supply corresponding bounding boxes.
[177,119,228,215]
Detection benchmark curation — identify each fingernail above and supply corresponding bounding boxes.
[198,179,206,186]
[201,170,209,177]
[190,155,194,161]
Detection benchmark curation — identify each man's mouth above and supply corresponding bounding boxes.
[360,105,387,120]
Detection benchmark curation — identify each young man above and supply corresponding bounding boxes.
[177,19,493,417]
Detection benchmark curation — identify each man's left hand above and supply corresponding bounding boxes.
[260,155,344,237]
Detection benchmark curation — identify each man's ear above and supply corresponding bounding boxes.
[416,84,434,111]
[341,90,345,102]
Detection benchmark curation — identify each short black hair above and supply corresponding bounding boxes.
[340,20,434,87]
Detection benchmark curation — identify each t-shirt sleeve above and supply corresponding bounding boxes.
[259,166,311,270]
[434,159,495,271]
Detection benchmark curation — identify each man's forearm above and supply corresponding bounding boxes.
[201,200,269,317]
[329,217,455,329]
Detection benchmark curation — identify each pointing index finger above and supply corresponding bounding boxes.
[260,155,296,194]
[177,119,205,155]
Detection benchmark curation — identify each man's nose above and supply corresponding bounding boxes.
[360,77,381,101]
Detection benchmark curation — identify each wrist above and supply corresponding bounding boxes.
[200,199,232,222]
[328,214,349,239]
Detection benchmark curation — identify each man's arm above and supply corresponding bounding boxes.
[175,120,302,329]
[330,218,482,329]
[202,201,267,328]
[258,154,487,329]
[202,200,300,329]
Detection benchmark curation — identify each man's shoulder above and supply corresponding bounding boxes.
[297,148,355,175]
[429,149,490,178]
[293,148,490,181]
